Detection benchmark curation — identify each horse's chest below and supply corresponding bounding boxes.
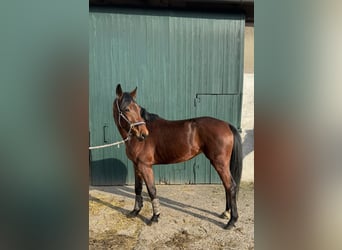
[126,145,154,165]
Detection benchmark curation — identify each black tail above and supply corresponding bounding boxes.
[229,124,243,195]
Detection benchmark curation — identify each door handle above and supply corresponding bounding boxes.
[103,124,108,143]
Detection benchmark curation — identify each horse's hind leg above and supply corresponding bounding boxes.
[225,178,238,229]
[128,167,144,217]
[139,164,160,224]
[211,159,238,229]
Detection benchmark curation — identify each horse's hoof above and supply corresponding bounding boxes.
[127,210,140,218]
[224,219,237,230]
[147,214,159,225]
[224,223,235,230]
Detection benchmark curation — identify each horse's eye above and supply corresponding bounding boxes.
[125,108,130,112]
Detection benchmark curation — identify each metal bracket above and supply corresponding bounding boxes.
[103,124,108,143]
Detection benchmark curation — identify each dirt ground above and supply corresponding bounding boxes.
[89,182,254,250]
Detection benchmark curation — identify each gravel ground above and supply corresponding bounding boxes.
[89,182,254,249]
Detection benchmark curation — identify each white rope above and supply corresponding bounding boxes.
[89,137,129,150]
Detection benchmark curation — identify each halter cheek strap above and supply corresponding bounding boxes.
[116,99,146,136]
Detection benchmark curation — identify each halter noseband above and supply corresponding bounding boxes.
[116,99,146,136]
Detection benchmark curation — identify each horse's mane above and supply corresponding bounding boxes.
[118,93,160,122]
[140,107,160,122]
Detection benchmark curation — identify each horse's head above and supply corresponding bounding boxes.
[114,84,149,141]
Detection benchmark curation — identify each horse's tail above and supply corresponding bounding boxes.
[229,124,243,196]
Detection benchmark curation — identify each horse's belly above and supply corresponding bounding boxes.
[154,145,201,164]
[152,121,202,164]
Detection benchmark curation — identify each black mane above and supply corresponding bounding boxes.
[140,107,160,122]
[118,92,160,122]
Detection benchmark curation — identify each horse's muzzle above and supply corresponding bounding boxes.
[137,133,148,141]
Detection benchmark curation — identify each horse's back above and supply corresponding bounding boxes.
[191,116,230,126]
[149,116,233,144]
[191,116,233,135]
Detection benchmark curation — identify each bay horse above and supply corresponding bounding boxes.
[113,84,242,229]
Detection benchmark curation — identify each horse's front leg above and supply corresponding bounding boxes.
[139,163,160,224]
[128,166,144,217]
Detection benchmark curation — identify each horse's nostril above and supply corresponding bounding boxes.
[137,134,146,141]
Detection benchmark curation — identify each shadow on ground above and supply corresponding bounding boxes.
[90,185,228,228]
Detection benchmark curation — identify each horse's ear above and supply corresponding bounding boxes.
[116,84,123,98]
[130,87,137,100]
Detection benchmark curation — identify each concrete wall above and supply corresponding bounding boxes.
[241,24,254,182]
[244,24,254,74]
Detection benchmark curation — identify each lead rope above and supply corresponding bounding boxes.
[88,137,130,150]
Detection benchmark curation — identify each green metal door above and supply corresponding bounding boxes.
[89,8,244,185]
